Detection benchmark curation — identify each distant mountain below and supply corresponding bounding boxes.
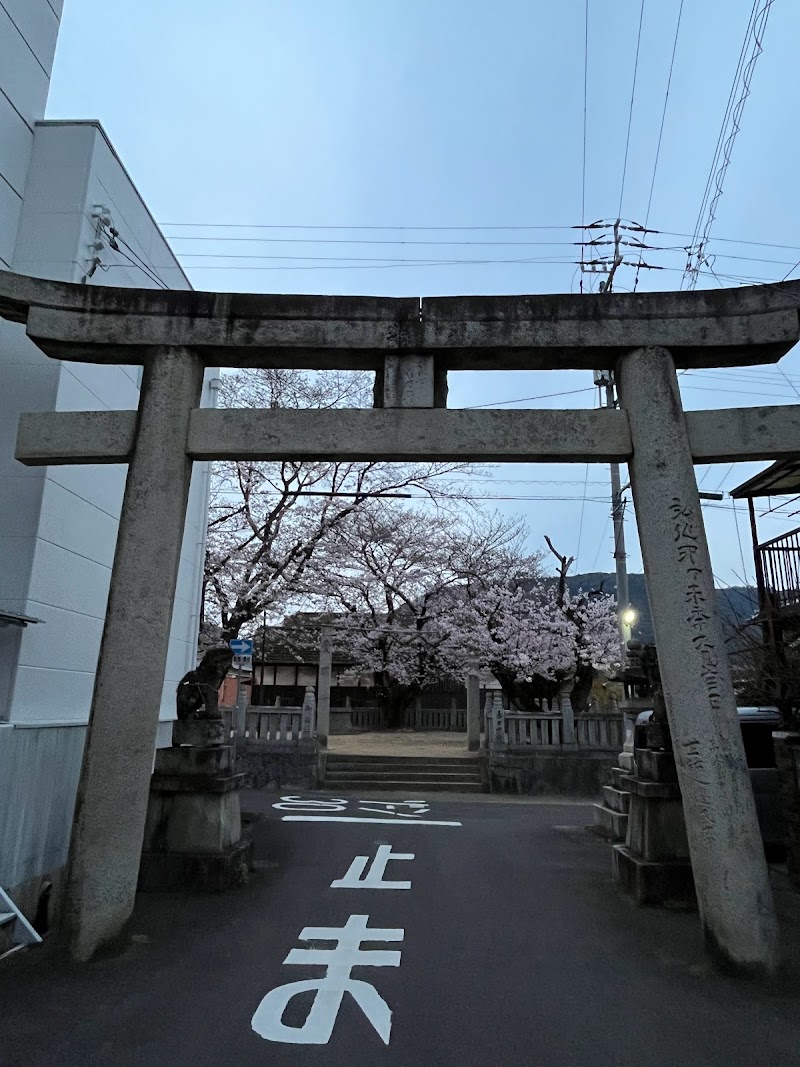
[565,572,758,646]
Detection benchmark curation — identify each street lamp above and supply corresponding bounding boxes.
[621,607,638,627]
[619,605,638,646]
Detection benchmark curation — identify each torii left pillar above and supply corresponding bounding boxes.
[62,346,204,961]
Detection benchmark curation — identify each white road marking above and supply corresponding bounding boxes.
[281,815,462,827]
[331,845,414,890]
[273,797,348,811]
[356,801,431,818]
[251,914,403,1045]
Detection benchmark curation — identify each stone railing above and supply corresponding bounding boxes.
[331,705,470,732]
[487,707,624,752]
[222,686,316,747]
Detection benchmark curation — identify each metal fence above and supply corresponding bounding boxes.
[758,525,800,615]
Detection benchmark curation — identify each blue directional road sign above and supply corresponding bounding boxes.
[229,638,254,656]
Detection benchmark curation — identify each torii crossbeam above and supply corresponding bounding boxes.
[2,269,799,974]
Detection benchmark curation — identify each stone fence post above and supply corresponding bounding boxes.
[466,667,481,752]
[492,693,506,748]
[301,686,316,741]
[483,693,493,748]
[559,688,577,746]
[317,628,333,749]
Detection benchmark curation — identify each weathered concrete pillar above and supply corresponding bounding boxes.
[466,668,480,752]
[382,354,435,407]
[317,629,333,748]
[616,346,779,976]
[62,346,204,962]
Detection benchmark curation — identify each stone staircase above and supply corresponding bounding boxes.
[592,767,631,841]
[323,753,484,793]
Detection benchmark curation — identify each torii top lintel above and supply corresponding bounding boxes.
[0,270,798,371]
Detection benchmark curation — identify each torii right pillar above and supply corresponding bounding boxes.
[616,346,779,977]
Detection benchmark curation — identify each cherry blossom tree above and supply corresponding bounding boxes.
[459,574,620,712]
[303,504,619,720]
[202,368,480,643]
[307,504,526,726]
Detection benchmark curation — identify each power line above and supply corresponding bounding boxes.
[683,1,761,289]
[162,222,579,231]
[173,247,800,269]
[181,257,579,273]
[634,0,683,293]
[178,251,580,261]
[574,462,591,568]
[681,383,791,400]
[249,490,615,503]
[580,0,589,293]
[656,231,800,253]
[758,494,800,518]
[618,0,647,218]
[683,0,775,289]
[104,244,168,290]
[160,221,800,255]
[641,0,684,232]
[776,364,800,401]
[591,514,612,572]
[464,386,596,409]
[683,367,800,385]
[169,235,586,247]
[712,462,736,494]
[732,501,751,585]
[489,477,617,486]
[112,234,169,290]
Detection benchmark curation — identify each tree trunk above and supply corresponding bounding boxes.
[374,676,416,729]
[491,664,560,713]
[569,664,595,714]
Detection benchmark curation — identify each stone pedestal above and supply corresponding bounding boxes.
[139,722,253,892]
[612,743,695,908]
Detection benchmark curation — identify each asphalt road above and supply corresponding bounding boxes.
[2,792,800,1066]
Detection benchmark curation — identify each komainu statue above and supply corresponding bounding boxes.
[176,647,234,722]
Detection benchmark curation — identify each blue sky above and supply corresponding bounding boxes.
[45,0,800,587]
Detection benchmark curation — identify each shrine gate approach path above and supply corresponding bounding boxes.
[3,793,800,1064]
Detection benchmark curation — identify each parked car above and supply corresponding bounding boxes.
[635,706,785,859]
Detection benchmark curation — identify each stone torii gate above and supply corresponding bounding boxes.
[3,272,800,973]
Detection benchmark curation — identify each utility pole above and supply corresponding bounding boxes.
[594,369,632,646]
[590,219,633,648]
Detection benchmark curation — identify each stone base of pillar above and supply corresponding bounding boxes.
[612,846,695,907]
[612,745,695,909]
[139,741,252,893]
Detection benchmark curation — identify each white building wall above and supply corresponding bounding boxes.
[2,121,214,731]
[0,123,216,904]
[0,0,65,718]
[0,0,61,269]
[0,8,216,900]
